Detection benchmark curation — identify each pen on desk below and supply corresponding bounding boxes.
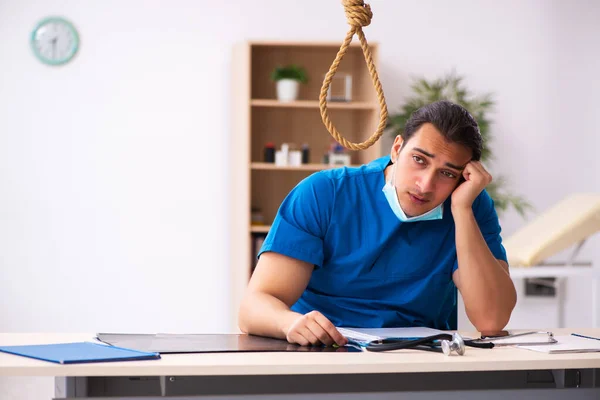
[571,333,600,341]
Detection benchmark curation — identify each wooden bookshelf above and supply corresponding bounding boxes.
[250,225,271,233]
[230,41,384,329]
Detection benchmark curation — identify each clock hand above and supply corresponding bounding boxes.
[52,37,57,58]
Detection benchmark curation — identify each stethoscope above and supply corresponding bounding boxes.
[364,333,493,355]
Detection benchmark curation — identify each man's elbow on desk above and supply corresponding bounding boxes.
[237,294,258,335]
[237,291,258,334]
[238,318,249,335]
[468,299,517,333]
[465,284,517,332]
[471,315,510,333]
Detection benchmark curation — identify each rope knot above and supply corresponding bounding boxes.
[343,0,372,28]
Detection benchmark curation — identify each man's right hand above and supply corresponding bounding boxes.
[238,252,347,347]
[285,310,348,347]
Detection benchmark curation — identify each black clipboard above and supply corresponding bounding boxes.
[96,333,359,353]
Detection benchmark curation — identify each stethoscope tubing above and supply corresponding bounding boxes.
[365,333,494,352]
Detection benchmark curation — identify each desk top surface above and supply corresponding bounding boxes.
[1,330,600,377]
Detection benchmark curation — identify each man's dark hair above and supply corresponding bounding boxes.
[402,100,482,161]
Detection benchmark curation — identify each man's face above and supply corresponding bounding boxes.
[388,123,473,217]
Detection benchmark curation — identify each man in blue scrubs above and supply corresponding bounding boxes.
[238,100,516,347]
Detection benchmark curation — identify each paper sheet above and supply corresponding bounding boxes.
[337,327,445,345]
[518,335,600,354]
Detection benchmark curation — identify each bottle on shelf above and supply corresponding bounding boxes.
[301,143,310,164]
[287,143,302,166]
[264,142,275,163]
[275,143,289,166]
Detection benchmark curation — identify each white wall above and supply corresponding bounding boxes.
[1,0,599,398]
[498,0,600,331]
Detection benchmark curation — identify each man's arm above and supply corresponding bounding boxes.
[452,207,516,331]
[451,161,516,332]
[238,252,347,346]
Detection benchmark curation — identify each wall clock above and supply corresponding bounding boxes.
[31,17,79,66]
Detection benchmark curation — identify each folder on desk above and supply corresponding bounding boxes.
[0,342,161,364]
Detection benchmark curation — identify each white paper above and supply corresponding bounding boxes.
[337,327,445,344]
[518,335,600,354]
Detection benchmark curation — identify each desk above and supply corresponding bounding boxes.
[1,331,600,399]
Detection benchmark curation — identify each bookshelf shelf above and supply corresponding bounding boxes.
[251,162,361,171]
[251,99,378,110]
[250,225,271,233]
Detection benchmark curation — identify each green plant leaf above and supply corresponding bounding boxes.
[270,64,308,83]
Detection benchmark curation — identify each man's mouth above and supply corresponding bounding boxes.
[408,193,428,205]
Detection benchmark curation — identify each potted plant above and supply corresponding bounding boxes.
[270,64,308,102]
[387,71,531,217]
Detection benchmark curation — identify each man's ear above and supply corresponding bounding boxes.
[391,135,404,162]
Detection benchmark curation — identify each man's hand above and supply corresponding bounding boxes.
[285,311,348,347]
[451,161,492,212]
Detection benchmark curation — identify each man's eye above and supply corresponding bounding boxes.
[413,156,424,164]
[442,171,457,179]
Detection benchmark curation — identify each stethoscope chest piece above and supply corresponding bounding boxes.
[441,333,466,356]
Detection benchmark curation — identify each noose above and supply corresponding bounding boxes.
[319,0,388,151]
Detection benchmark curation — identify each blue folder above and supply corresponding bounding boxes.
[0,342,161,364]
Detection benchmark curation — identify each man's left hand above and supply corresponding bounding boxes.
[451,161,492,212]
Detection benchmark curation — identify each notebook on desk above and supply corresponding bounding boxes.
[0,342,160,364]
[337,327,446,347]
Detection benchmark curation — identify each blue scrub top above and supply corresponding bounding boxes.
[258,155,508,329]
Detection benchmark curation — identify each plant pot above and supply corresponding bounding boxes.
[276,79,299,102]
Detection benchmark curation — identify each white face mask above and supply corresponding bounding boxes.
[381,149,443,222]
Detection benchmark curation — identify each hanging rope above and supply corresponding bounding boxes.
[319,0,388,151]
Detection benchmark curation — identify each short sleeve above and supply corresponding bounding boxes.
[258,171,334,268]
[452,190,508,273]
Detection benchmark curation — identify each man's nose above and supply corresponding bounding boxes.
[416,170,436,194]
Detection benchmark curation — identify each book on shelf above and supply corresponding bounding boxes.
[251,233,267,271]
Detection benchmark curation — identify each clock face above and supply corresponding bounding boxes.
[31,17,79,65]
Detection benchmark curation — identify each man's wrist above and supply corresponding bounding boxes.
[451,204,474,219]
[278,311,303,338]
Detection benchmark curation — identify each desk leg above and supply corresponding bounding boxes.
[593,276,599,328]
[54,377,87,398]
[558,277,566,328]
[553,369,584,388]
